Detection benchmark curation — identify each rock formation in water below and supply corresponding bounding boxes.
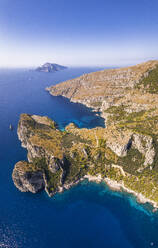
[36,63,67,72]
[12,60,158,208]
[12,161,45,193]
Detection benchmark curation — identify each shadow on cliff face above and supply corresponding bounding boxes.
[47,94,105,130]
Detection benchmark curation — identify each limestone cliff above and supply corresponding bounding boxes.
[12,161,45,193]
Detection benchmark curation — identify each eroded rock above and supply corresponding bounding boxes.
[12,161,45,193]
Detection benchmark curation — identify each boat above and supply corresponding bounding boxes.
[9,124,13,130]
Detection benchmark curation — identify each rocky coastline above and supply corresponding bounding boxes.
[12,60,158,210]
[85,174,158,209]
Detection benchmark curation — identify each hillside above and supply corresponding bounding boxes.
[47,60,158,122]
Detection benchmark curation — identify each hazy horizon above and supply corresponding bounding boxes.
[1,0,158,67]
[0,59,157,69]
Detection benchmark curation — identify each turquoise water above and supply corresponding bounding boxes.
[0,67,158,248]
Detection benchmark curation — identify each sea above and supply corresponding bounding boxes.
[0,67,158,248]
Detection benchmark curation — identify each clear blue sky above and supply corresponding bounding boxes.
[0,0,158,67]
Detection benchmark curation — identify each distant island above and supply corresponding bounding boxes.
[36,63,67,72]
[13,60,158,210]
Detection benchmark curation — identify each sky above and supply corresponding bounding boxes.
[0,0,158,67]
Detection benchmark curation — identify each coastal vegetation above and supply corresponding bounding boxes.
[12,60,158,208]
[136,65,158,93]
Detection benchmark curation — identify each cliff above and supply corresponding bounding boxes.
[12,60,158,208]
[46,60,158,116]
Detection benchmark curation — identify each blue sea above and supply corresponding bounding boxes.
[0,67,158,248]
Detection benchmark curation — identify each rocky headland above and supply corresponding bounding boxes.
[13,60,158,209]
[36,63,67,72]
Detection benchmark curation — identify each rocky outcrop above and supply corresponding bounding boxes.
[106,132,155,165]
[132,134,155,167]
[36,63,67,73]
[48,156,60,173]
[12,161,45,193]
[106,130,132,157]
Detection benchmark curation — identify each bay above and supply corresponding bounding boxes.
[0,67,157,248]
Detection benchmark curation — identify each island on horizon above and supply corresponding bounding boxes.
[36,62,67,73]
[13,60,158,210]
